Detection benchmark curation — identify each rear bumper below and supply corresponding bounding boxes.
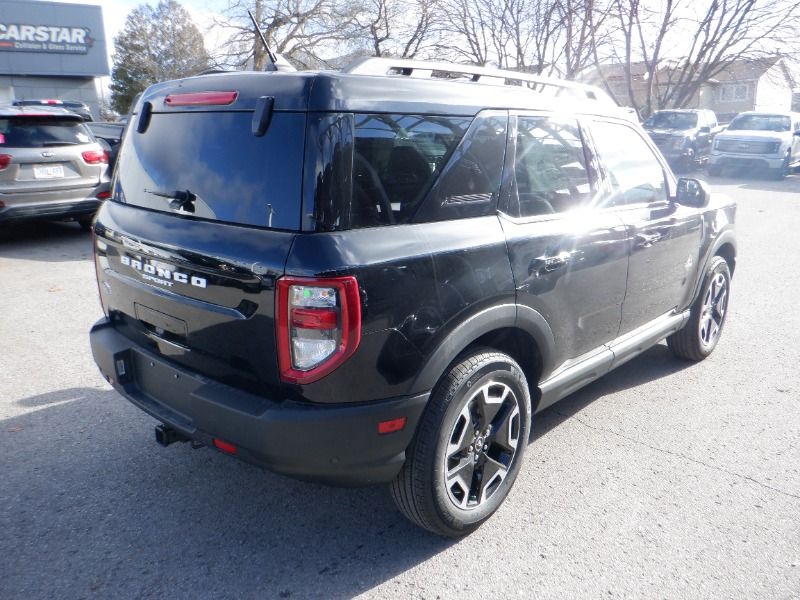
[0,191,102,222]
[90,318,428,486]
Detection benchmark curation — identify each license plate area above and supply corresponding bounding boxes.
[33,164,65,179]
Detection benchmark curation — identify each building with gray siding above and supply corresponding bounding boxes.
[0,0,109,119]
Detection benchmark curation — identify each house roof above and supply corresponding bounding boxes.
[581,56,791,87]
[712,57,783,83]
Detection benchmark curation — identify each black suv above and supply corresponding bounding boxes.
[643,109,721,172]
[89,59,736,537]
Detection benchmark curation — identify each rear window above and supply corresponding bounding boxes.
[114,111,306,231]
[0,117,92,147]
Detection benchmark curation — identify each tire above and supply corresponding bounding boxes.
[667,256,731,361]
[708,165,722,177]
[390,350,531,537]
[769,154,790,180]
[77,216,94,232]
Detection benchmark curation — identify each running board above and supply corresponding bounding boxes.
[536,310,690,413]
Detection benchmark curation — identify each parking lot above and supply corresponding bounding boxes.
[1,174,799,599]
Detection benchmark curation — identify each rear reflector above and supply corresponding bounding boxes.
[0,154,10,170]
[164,91,238,107]
[378,417,407,435]
[212,438,237,455]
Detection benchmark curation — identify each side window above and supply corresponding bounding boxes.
[590,120,668,206]
[415,113,508,222]
[351,114,470,227]
[510,115,594,217]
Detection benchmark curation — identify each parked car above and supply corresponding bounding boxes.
[13,98,93,121]
[86,121,125,148]
[88,58,737,537]
[643,109,721,172]
[709,111,800,179]
[0,105,110,229]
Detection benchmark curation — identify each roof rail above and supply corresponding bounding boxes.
[343,57,617,106]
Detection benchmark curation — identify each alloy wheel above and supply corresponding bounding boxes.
[699,272,728,347]
[443,381,522,510]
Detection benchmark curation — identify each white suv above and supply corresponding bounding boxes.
[709,111,800,179]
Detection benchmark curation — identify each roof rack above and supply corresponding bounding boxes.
[343,57,616,106]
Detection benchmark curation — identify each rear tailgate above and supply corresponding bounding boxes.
[95,202,295,394]
[95,74,310,393]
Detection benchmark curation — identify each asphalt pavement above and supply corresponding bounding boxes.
[1,173,799,599]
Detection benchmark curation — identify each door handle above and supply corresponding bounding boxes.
[530,250,572,276]
[635,232,662,248]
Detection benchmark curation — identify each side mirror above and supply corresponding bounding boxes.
[794,129,800,137]
[699,126,710,134]
[676,178,709,208]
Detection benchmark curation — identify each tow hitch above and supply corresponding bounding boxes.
[154,424,190,447]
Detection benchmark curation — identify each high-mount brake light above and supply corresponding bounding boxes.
[82,150,108,164]
[0,154,10,170]
[164,91,238,107]
[276,276,361,384]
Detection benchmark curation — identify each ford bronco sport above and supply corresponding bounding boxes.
[89,58,736,537]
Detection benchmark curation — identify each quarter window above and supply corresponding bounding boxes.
[510,116,594,217]
[590,120,667,206]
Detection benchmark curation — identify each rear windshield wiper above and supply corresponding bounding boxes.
[144,188,197,213]
[41,141,79,146]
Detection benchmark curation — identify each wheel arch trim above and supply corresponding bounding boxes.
[691,229,736,306]
[408,303,556,394]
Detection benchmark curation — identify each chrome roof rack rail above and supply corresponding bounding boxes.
[343,57,616,105]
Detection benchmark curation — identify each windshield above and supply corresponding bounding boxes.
[0,117,92,147]
[727,114,790,132]
[644,112,697,130]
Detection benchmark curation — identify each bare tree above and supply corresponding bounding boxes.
[213,0,357,70]
[599,0,800,116]
[348,0,441,58]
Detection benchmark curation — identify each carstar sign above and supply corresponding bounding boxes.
[0,23,93,54]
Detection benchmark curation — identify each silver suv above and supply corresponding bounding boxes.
[709,111,800,180]
[0,106,110,229]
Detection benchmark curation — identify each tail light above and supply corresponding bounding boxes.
[276,276,361,384]
[0,154,10,170]
[82,150,108,164]
[96,190,111,199]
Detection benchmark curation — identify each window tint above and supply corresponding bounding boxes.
[509,116,593,217]
[0,117,92,147]
[115,111,306,230]
[416,113,507,222]
[591,120,667,206]
[350,114,470,227]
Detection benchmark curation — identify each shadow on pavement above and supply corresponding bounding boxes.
[0,387,452,599]
[703,172,799,193]
[532,343,694,442]
[0,220,91,262]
